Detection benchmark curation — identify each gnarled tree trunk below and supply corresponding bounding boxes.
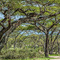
[45,32,49,57]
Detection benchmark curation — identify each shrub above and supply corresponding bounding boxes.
[1,48,44,59]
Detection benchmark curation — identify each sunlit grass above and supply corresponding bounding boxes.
[49,54,60,56]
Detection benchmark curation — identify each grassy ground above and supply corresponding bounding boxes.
[1,54,60,60]
[0,57,55,60]
[49,54,60,56]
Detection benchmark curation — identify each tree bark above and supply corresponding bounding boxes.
[57,42,60,54]
[45,32,49,57]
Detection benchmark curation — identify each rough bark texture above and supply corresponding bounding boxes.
[45,32,49,57]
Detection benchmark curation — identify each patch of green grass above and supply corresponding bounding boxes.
[49,54,60,56]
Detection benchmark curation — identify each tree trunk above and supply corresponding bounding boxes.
[57,43,60,54]
[49,46,53,54]
[45,32,49,57]
[14,40,16,49]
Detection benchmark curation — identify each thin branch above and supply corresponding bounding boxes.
[1,10,8,23]
[37,22,47,29]
[35,24,46,34]
[0,22,5,28]
[50,27,56,43]
[50,27,56,35]
[53,30,60,45]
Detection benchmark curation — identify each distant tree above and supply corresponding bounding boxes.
[49,29,60,54]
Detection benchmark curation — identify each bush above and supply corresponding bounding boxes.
[1,48,44,59]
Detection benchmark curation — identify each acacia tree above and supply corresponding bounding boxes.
[49,28,60,54]
[0,0,60,57]
[0,0,36,50]
[34,17,60,57]
[29,0,60,57]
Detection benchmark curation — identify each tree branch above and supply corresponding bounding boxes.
[0,22,5,28]
[53,30,60,45]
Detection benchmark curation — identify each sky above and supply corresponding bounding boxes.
[0,12,4,19]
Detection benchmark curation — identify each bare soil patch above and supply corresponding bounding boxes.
[50,56,60,60]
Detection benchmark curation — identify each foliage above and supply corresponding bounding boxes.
[1,48,44,59]
[0,0,60,59]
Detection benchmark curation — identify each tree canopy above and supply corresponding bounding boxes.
[0,0,60,57]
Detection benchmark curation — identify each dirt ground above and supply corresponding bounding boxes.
[50,59,60,60]
[50,56,60,60]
